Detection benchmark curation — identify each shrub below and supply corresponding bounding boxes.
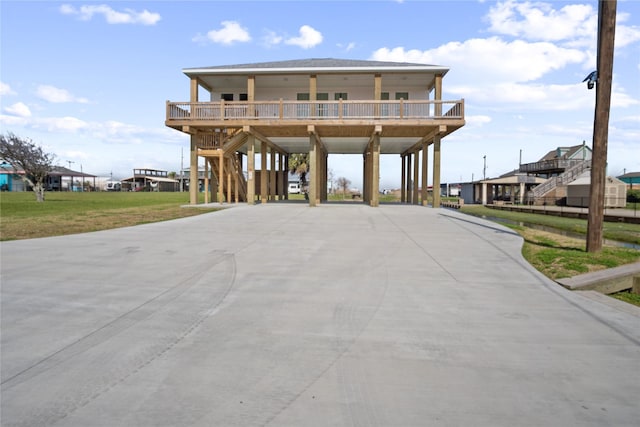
[627,189,640,203]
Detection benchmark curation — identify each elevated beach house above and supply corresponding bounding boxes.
[165,58,465,206]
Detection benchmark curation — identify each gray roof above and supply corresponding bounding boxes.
[184,58,449,75]
[194,58,440,69]
[618,171,640,179]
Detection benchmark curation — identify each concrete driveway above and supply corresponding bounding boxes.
[2,204,639,426]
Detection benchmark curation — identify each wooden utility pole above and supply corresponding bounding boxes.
[587,0,616,253]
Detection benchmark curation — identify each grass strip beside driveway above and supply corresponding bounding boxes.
[0,192,220,241]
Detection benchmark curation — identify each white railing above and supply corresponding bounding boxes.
[167,99,464,121]
[532,160,591,198]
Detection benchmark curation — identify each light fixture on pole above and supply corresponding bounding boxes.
[583,70,598,90]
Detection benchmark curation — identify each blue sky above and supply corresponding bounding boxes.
[1,0,639,189]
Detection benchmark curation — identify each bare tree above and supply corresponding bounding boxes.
[0,132,55,202]
[336,176,351,199]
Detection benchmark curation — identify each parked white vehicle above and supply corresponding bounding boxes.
[105,181,121,191]
[288,182,301,194]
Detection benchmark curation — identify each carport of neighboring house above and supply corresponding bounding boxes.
[164,58,465,207]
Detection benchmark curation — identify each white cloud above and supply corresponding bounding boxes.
[466,115,492,126]
[372,37,585,83]
[486,1,596,43]
[60,4,161,26]
[193,21,251,45]
[262,30,283,47]
[4,102,32,118]
[38,116,89,132]
[285,25,323,49]
[338,42,356,52]
[36,85,89,104]
[615,13,640,49]
[0,82,16,96]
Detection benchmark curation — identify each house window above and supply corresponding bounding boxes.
[297,93,310,117]
[333,93,348,116]
[395,92,409,116]
[381,92,390,116]
[239,93,248,101]
[317,93,329,116]
[221,93,234,101]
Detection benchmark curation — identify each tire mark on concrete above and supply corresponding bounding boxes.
[263,264,389,426]
[1,252,238,427]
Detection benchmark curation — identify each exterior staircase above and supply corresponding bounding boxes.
[210,154,247,202]
[532,159,591,201]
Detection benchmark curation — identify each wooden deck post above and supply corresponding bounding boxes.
[309,135,317,207]
[413,151,419,205]
[270,149,276,201]
[401,154,406,203]
[406,153,412,204]
[189,135,198,204]
[260,141,267,204]
[247,136,255,205]
[422,141,429,206]
[218,149,224,204]
[433,136,441,208]
[204,157,209,204]
[371,133,380,207]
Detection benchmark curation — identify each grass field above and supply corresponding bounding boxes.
[0,192,219,241]
[459,204,640,245]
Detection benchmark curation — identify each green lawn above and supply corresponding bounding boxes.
[459,204,640,245]
[0,191,219,241]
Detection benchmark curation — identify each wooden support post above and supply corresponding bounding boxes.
[189,136,198,204]
[284,154,289,200]
[422,141,429,206]
[261,141,267,204]
[247,136,255,205]
[401,155,406,203]
[371,134,380,207]
[413,151,419,205]
[234,156,239,203]
[309,135,317,207]
[364,147,369,203]
[218,150,224,204]
[587,0,617,253]
[406,153,412,204]
[227,162,231,204]
[270,149,277,201]
[433,136,441,208]
[204,157,209,204]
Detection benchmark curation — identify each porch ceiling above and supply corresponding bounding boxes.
[253,136,423,155]
[233,122,463,155]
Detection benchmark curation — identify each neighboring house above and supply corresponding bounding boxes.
[474,169,547,205]
[617,171,640,189]
[165,58,465,207]
[0,160,26,191]
[519,142,592,178]
[121,168,178,192]
[0,162,96,191]
[47,166,97,191]
[519,142,593,204]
